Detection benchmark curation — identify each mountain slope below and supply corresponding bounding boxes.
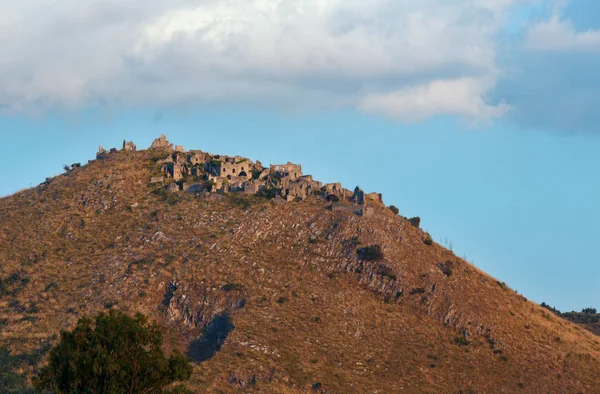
[1,148,599,393]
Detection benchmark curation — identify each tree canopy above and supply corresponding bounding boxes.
[34,310,192,394]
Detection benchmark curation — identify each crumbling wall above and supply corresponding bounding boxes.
[96,145,108,160]
[150,134,173,150]
[122,140,137,151]
[270,162,302,180]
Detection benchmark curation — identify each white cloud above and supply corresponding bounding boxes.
[0,0,525,121]
[524,13,600,52]
[359,77,509,122]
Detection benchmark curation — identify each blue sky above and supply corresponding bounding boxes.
[1,0,599,311]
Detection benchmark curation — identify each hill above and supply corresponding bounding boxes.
[1,137,600,393]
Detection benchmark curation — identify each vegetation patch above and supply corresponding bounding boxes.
[408,217,421,228]
[1,344,51,392]
[437,260,454,277]
[357,245,384,262]
[454,335,470,346]
[541,303,600,324]
[0,273,30,297]
[222,283,242,292]
[152,187,184,205]
[34,310,192,393]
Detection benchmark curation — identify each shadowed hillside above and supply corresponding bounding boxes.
[1,141,600,393]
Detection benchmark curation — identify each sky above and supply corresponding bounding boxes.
[0,0,599,311]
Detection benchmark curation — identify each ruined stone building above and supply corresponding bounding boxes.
[96,134,384,215]
[123,140,137,151]
[209,156,253,179]
[270,162,302,180]
[150,134,173,151]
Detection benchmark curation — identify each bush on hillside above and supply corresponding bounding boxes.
[358,245,384,262]
[34,310,192,394]
[388,205,399,215]
[408,217,421,228]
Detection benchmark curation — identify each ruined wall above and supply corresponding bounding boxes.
[188,151,209,165]
[150,134,173,150]
[163,162,184,181]
[123,140,137,151]
[96,146,108,159]
[210,157,253,179]
[366,192,383,205]
[353,187,365,205]
[271,162,302,180]
[324,183,344,197]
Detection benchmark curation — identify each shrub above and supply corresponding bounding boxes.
[256,185,280,200]
[221,283,241,292]
[388,205,399,215]
[437,260,454,277]
[34,310,192,394]
[408,217,421,228]
[423,237,433,246]
[327,194,340,203]
[540,302,561,315]
[358,245,384,261]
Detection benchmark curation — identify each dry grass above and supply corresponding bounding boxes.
[0,149,599,393]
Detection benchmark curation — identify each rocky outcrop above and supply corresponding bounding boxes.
[162,280,246,330]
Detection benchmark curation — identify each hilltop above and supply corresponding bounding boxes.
[1,136,600,393]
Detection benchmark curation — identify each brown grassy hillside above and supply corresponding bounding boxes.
[1,149,600,393]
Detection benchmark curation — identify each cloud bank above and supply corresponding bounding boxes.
[0,0,599,131]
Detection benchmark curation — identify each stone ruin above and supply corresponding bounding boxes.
[150,134,174,151]
[95,134,385,216]
[123,140,137,151]
[96,145,108,160]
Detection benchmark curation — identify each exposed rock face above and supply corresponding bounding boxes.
[150,134,173,150]
[162,280,245,330]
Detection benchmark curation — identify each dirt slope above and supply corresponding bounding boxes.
[1,149,599,393]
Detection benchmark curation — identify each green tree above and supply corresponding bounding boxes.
[34,310,192,394]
